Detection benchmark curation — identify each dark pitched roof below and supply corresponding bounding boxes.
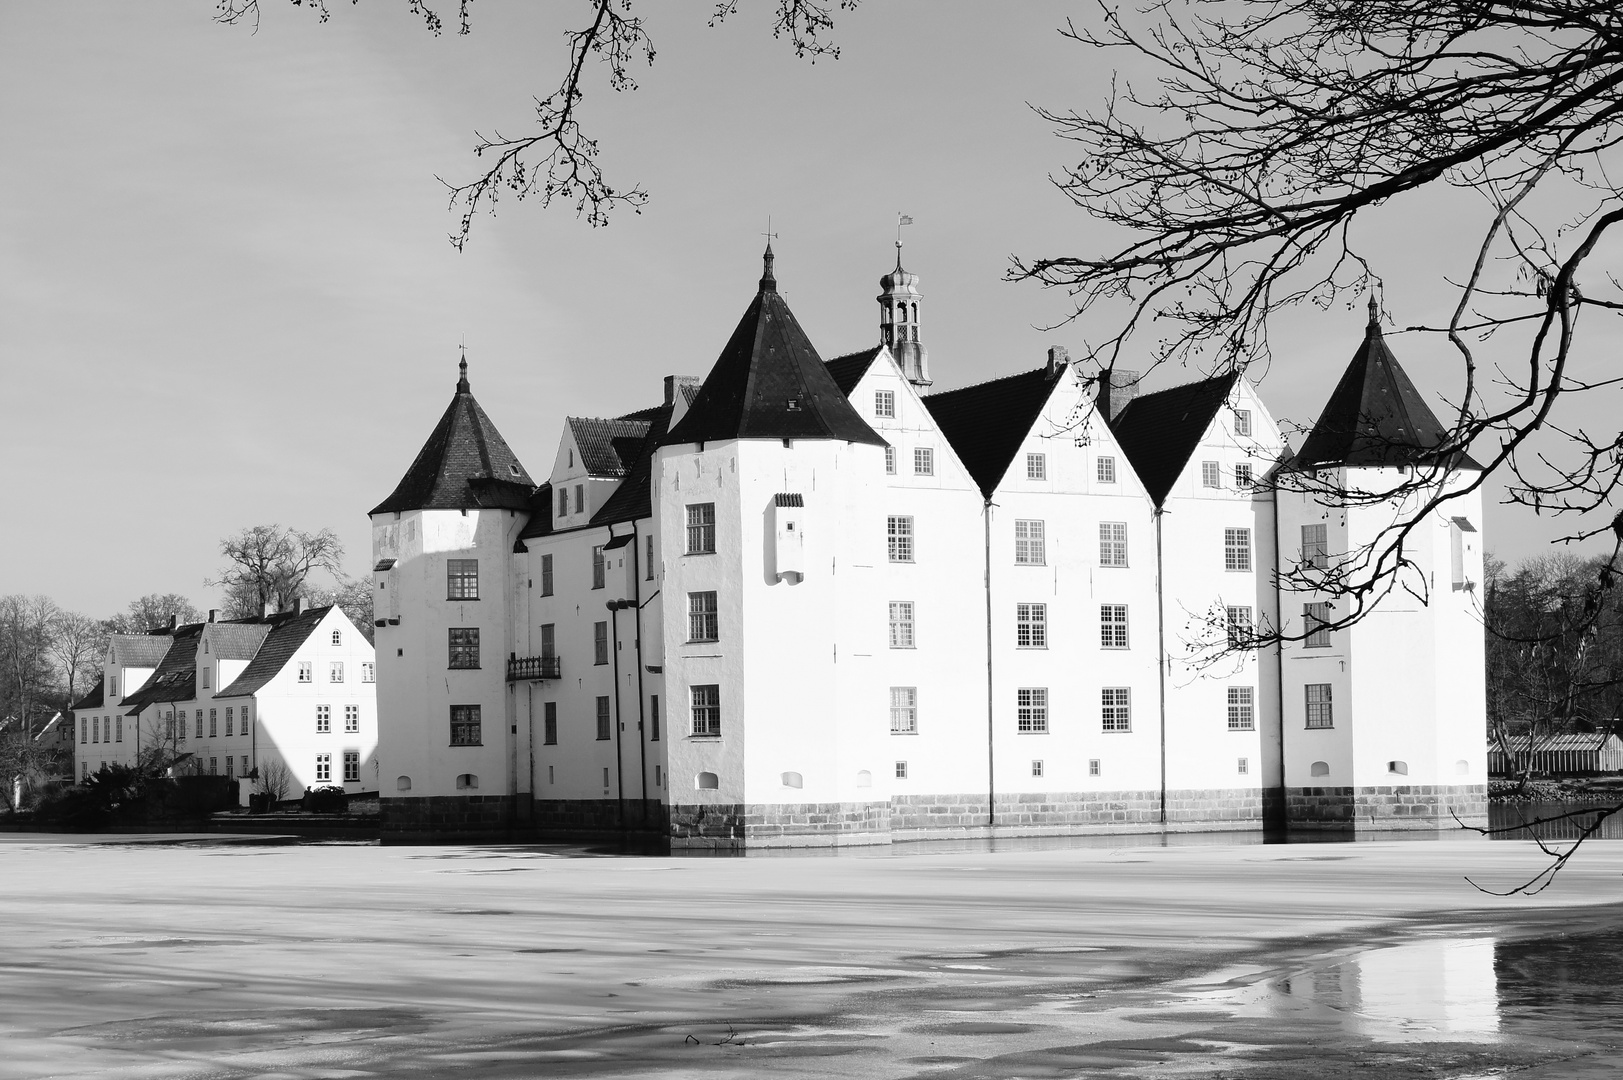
[203,622,273,662]
[516,481,555,542]
[568,417,654,478]
[824,346,885,395]
[661,248,885,448]
[110,636,172,668]
[215,606,332,699]
[593,405,673,527]
[69,678,104,713]
[1109,372,1240,506]
[371,360,536,514]
[121,627,204,714]
[1293,305,1480,470]
[923,365,1065,497]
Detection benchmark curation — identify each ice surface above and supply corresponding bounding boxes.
[4,835,1623,1078]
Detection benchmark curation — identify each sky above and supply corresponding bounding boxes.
[1,1,1616,618]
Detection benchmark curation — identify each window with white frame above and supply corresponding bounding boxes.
[224,755,235,778]
[447,558,479,600]
[1017,688,1049,733]
[1100,604,1129,649]
[448,628,479,669]
[1227,686,1255,730]
[1235,463,1254,489]
[1014,519,1045,565]
[558,487,568,517]
[1305,683,1334,728]
[574,484,584,515]
[316,705,331,733]
[329,661,345,683]
[884,446,896,474]
[1226,605,1254,649]
[343,750,360,782]
[1239,757,1250,774]
[592,545,605,589]
[209,709,217,737]
[888,516,914,562]
[889,601,915,648]
[361,662,375,683]
[688,591,719,642]
[895,760,909,779]
[1234,409,1252,437]
[1304,602,1333,648]
[331,629,341,646]
[686,503,716,554]
[1089,758,1101,776]
[315,753,332,783]
[1097,455,1117,483]
[540,553,554,595]
[298,661,312,683]
[914,447,934,475]
[1224,528,1252,572]
[1101,687,1132,731]
[209,757,218,775]
[202,667,210,689]
[115,716,122,742]
[1031,759,1044,778]
[450,704,481,745]
[1202,461,1220,487]
[224,707,233,736]
[875,389,896,418]
[1017,603,1047,648]
[1099,522,1128,567]
[691,684,721,736]
[1301,523,1328,569]
[890,687,918,734]
[1027,453,1047,480]
[345,704,359,733]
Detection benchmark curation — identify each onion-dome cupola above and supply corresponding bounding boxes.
[878,243,931,388]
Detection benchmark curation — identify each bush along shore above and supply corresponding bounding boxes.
[1490,776,1623,804]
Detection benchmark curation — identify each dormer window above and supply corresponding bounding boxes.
[786,398,801,411]
[508,463,521,477]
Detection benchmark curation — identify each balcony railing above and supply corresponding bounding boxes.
[507,655,561,682]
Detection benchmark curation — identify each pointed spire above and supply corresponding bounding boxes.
[1367,293,1380,331]
[759,240,777,293]
[457,349,470,394]
[894,240,904,274]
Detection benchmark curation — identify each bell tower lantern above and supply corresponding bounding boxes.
[878,244,931,388]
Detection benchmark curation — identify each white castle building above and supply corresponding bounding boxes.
[369,247,1487,846]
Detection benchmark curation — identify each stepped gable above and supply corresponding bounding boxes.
[371,357,535,514]
[923,365,1065,497]
[120,624,204,715]
[661,246,886,448]
[215,606,331,700]
[1293,299,1480,470]
[824,346,885,395]
[1109,372,1240,506]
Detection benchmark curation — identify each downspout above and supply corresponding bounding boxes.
[1155,504,1168,826]
[984,496,996,827]
[1271,485,1288,829]
[632,520,649,816]
[608,591,627,832]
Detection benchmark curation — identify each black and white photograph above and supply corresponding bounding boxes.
[5,2,1623,1076]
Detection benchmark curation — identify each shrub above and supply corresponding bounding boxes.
[302,786,348,814]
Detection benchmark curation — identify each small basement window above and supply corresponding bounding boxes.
[781,771,803,789]
[696,771,719,790]
[1310,761,1330,777]
[1388,760,1409,776]
[455,773,479,790]
[396,775,411,791]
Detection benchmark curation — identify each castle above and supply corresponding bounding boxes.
[369,246,1487,847]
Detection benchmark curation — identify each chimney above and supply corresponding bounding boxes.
[1046,345,1069,375]
[664,375,702,406]
[263,602,274,620]
[168,614,177,631]
[292,598,305,615]
[207,609,218,623]
[1097,368,1141,422]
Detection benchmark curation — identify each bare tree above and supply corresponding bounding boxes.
[306,575,376,644]
[50,612,107,708]
[104,594,202,636]
[209,525,344,619]
[258,758,294,805]
[0,595,61,735]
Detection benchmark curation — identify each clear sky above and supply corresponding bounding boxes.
[1,2,1613,618]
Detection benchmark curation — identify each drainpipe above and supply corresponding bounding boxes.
[606,592,634,832]
[632,520,649,817]
[1155,505,1168,825]
[984,496,996,827]
[1271,486,1288,830]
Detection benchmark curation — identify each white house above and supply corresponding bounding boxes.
[369,245,1488,845]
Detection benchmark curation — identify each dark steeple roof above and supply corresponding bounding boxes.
[661,246,886,448]
[1109,372,1240,506]
[371,357,536,514]
[923,365,1066,498]
[1293,299,1479,470]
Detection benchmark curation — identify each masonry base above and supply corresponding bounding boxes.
[1285,783,1490,831]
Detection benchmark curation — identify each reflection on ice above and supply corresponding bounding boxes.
[1275,938,1499,1042]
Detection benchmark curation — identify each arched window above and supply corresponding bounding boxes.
[855,769,872,787]
[1387,760,1408,775]
[780,771,803,789]
[696,771,719,790]
[456,773,479,790]
[396,775,412,791]
[1309,760,1330,777]
[1454,759,1470,775]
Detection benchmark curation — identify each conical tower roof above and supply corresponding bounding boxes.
[661,246,885,447]
[1292,299,1477,470]
[370,357,536,514]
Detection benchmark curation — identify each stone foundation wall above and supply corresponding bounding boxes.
[380,795,510,838]
[669,803,746,848]
[1286,783,1490,831]
[890,788,1263,836]
[532,798,666,835]
[742,801,891,846]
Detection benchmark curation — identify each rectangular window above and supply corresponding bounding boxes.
[890,686,918,734]
[1031,759,1044,778]
[361,662,375,683]
[1305,683,1334,728]
[875,389,896,418]
[540,553,554,595]
[1100,604,1129,649]
[885,446,896,474]
[209,757,218,776]
[650,694,660,741]
[1202,461,1220,488]
[596,696,611,741]
[1014,519,1045,565]
[450,704,482,745]
[594,621,609,665]
[1026,453,1046,480]
[1302,523,1328,569]
[1304,602,1333,648]
[540,623,556,659]
[1234,463,1254,489]
[81,721,87,744]
[1099,522,1128,567]
[1097,455,1116,483]
[1226,605,1254,649]
[448,628,480,669]
[298,661,312,683]
[1227,686,1255,730]
[1101,687,1132,732]
[202,667,210,689]
[889,601,915,648]
[574,484,584,516]
[209,709,217,737]
[691,684,721,736]
[913,447,934,475]
[332,629,342,646]
[165,712,176,742]
[686,503,716,554]
[558,488,568,517]
[345,704,359,733]
[887,516,914,562]
[543,701,557,745]
[91,719,98,744]
[447,558,479,600]
[645,536,655,580]
[224,755,234,778]
[592,545,605,589]
[225,708,233,737]
[329,661,345,683]
[1225,528,1252,572]
[1017,688,1049,733]
[1088,758,1101,776]
[895,760,908,779]
[1017,603,1047,648]
[316,704,331,733]
[1234,409,1252,437]
[343,750,360,783]
[195,713,204,740]
[688,591,719,642]
[315,753,331,783]
[241,706,250,730]
[115,716,122,742]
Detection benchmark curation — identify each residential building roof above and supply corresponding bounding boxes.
[568,417,653,478]
[516,481,555,543]
[1109,372,1241,506]
[215,606,333,699]
[1492,732,1623,752]
[69,678,104,712]
[110,636,172,668]
[923,365,1066,497]
[824,346,885,396]
[592,405,674,527]
[371,358,536,514]
[1293,301,1480,470]
[120,626,204,714]
[203,622,273,661]
[662,247,886,448]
